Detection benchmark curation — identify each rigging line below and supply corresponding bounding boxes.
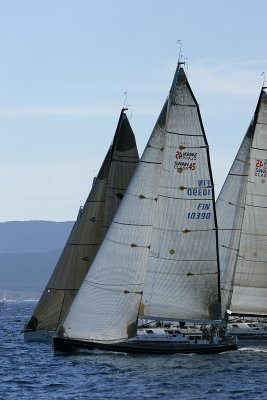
[261,72,266,87]
[47,288,78,291]
[219,228,242,232]
[145,270,218,276]
[233,157,250,164]
[83,279,142,288]
[245,203,267,209]
[251,145,267,150]
[106,236,150,248]
[167,130,202,137]
[255,122,267,126]
[123,91,130,109]
[85,200,106,204]
[69,243,100,246]
[237,259,267,263]
[228,173,249,177]
[158,194,213,201]
[221,244,239,251]
[171,103,197,108]
[113,221,153,227]
[148,254,218,262]
[140,160,162,165]
[170,145,207,149]
[152,227,216,233]
[177,39,182,63]
[112,154,139,159]
[106,186,127,190]
[239,232,267,237]
[112,159,139,164]
[218,199,245,208]
[147,144,164,151]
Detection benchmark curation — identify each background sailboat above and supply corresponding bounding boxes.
[217,87,267,342]
[54,63,237,355]
[24,109,139,342]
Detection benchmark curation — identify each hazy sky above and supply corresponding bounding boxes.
[1,0,267,221]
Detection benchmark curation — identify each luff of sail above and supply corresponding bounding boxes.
[25,109,139,333]
[218,88,267,317]
[59,64,221,344]
[217,123,253,316]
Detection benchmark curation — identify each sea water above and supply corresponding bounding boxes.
[1,301,267,400]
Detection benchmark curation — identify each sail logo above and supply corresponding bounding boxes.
[174,161,196,171]
[255,159,267,177]
[176,151,197,160]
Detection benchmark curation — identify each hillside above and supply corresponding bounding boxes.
[0,221,74,300]
[0,220,73,253]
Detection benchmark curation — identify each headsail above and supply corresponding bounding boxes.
[25,109,139,332]
[59,63,221,343]
[218,88,267,317]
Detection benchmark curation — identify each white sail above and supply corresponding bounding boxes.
[218,89,267,317]
[141,68,220,321]
[231,90,267,316]
[59,64,221,343]
[217,124,252,315]
[25,110,139,333]
[60,102,167,342]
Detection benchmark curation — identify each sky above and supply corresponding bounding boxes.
[1,0,267,221]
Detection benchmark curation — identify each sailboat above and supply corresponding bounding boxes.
[23,108,139,342]
[217,86,267,343]
[53,62,237,355]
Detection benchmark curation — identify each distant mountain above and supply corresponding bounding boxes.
[0,220,74,300]
[0,251,60,300]
[0,220,73,253]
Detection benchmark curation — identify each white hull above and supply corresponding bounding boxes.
[227,322,267,344]
[23,329,55,343]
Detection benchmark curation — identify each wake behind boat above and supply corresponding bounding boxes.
[24,109,139,342]
[53,61,237,355]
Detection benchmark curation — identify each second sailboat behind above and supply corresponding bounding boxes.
[24,109,139,342]
[54,63,237,355]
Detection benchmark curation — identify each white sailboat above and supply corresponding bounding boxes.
[217,86,267,343]
[23,109,139,342]
[53,62,237,355]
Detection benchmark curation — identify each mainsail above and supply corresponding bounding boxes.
[217,88,267,317]
[59,63,221,344]
[25,109,139,332]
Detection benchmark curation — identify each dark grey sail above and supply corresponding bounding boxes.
[24,109,139,340]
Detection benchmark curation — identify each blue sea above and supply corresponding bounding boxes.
[1,301,267,400]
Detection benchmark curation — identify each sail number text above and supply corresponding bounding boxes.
[187,203,211,219]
